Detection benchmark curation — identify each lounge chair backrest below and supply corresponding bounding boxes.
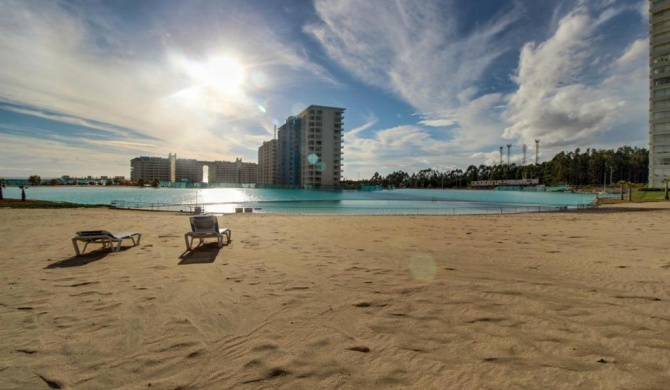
[76,230,113,237]
[190,215,219,233]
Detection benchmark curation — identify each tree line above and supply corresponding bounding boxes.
[344,146,650,189]
[5,146,652,191]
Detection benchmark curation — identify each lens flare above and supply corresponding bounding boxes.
[410,254,437,281]
[307,153,319,164]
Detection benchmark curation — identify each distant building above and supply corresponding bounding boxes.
[277,116,302,186]
[130,154,257,184]
[650,0,670,187]
[270,105,345,188]
[258,139,278,185]
[130,156,170,182]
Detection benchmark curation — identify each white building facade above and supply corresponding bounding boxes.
[650,0,670,187]
[296,105,344,188]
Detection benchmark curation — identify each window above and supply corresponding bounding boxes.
[655,42,670,54]
[655,77,670,86]
[654,87,670,98]
[655,30,670,42]
[654,99,670,110]
[655,65,670,75]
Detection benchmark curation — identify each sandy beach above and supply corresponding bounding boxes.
[1,206,669,389]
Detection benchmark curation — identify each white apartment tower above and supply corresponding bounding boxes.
[650,0,670,187]
[296,105,345,188]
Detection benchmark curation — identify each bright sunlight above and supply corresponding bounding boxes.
[187,55,245,95]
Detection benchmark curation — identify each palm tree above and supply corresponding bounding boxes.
[663,177,669,200]
[0,177,4,200]
[19,185,26,201]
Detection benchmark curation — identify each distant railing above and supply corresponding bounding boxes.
[110,200,595,215]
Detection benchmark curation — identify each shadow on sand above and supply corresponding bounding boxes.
[178,243,221,265]
[45,245,143,268]
[46,251,110,268]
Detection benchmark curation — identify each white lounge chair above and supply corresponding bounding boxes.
[72,230,142,256]
[184,215,231,250]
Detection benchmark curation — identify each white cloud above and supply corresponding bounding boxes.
[0,1,335,175]
[502,6,642,152]
[305,0,519,113]
[306,0,523,175]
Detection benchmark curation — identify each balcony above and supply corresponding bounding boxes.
[652,0,670,14]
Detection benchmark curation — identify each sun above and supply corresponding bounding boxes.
[188,56,245,95]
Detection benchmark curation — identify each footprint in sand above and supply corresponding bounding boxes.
[347,346,370,353]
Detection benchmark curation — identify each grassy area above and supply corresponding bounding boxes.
[633,190,669,202]
[0,199,107,209]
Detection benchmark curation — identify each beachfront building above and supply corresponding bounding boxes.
[130,156,171,182]
[650,0,670,187]
[271,105,345,188]
[213,158,258,184]
[277,116,302,186]
[130,155,257,185]
[258,139,278,185]
[296,105,345,189]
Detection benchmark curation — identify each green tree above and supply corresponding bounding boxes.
[28,175,41,186]
[19,185,26,201]
[663,177,669,200]
[138,179,146,187]
[151,178,160,188]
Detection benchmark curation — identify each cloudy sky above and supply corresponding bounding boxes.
[0,0,649,179]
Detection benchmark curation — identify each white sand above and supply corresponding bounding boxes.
[1,206,669,389]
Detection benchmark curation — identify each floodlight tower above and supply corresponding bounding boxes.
[499,146,503,164]
[506,144,512,165]
[535,139,540,164]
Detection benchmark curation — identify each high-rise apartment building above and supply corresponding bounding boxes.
[258,139,278,185]
[296,105,344,188]
[650,0,670,187]
[277,116,303,186]
[272,105,345,188]
[130,156,170,182]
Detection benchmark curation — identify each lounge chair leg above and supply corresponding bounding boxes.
[72,239,81,256]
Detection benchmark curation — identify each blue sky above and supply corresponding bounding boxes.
[0,0,649,179]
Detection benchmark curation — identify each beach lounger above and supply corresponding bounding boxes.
[184,215,231,250]
[72,230,142,256]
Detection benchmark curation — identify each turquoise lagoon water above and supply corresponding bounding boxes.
[3,186,596,215]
